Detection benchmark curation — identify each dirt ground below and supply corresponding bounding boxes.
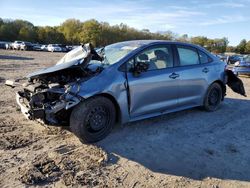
[0,49,250,188]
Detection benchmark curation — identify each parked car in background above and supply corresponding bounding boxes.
[6,41,246,143]
[5,42,12,50]
[20,42,34,51]
[41,45,48,51]
[0,41,7,49]
[47,44,62,52]
[227,55,243,64]
[12,41,23,50]
[66,45,73,52]
[57,44,68,52]
[32,44,42,51]
[216,54,227,62]
[233,55,250,75]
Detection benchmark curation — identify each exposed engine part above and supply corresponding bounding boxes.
[13,64,101,124]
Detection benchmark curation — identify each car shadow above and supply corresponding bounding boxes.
[97,97,250,181]
[0,55,34,60]
[0,77,5,83]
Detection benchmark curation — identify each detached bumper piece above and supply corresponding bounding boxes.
[226,70,247,97]
[16,92,33,119]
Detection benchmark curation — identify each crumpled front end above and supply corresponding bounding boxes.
[16,82,81,125]
[6,43,104,125]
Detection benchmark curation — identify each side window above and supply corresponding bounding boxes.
[135,46,174,71]
[177,46,199,66]
[198,50,212,64]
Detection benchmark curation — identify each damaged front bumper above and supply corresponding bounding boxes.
[16,91,81,125]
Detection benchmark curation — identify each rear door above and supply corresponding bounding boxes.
[126,44,179,118]
[174,45,213,107]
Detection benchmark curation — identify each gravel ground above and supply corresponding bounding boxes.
[0,49,250,188]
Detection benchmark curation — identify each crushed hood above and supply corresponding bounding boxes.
[27,43,102,79]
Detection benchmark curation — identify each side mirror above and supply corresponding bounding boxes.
[131,62,149,77]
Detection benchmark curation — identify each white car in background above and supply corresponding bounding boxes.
[41,45,48,51]
[12,41,23,50]
[47,44,62,52]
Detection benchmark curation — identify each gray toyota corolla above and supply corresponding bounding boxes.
[6,40,246,143]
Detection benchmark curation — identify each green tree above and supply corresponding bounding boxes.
[178,34,189,42]
[18,27,37,42]
[80,19,102,46]
[59,19,81,44]
[0,16,246,52]
[226,46,236,52]
[36,26,65,44]
[190,36,208,47]
[236,39,247,54]
[245,41,250,54]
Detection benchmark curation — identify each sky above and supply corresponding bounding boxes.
[1,0,250,46]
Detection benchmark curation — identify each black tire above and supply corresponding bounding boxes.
[70,96,116,143]
[203,83,222,112]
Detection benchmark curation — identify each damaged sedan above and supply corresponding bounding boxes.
[6,40,246,143]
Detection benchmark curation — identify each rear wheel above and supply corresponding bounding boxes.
[203,83,222,112]
[70,96,116,143]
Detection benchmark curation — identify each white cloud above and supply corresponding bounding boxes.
[200,15,249,26]
[203,2,245,8]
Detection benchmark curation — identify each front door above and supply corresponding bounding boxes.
[126,45,179,118]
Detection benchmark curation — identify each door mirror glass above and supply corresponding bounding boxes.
[132,61,149,76]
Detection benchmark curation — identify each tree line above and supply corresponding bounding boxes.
[0,18,250,54]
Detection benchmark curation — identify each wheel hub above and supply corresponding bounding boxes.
[87,107,108,131]
[209,89,219,105]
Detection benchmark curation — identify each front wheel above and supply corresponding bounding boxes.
[70,96,116,143]
[203,83,222,112]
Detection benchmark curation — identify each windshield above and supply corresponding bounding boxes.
[56,41,147,66]
[101,41,147,65]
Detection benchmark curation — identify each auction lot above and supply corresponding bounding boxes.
[0,49,250,187]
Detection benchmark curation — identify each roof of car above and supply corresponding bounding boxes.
[112,40,216,62]
[115,40,203,49]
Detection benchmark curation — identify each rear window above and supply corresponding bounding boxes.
[198,50,212,64]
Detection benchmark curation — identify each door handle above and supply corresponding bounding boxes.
[169,73,179,79]
[202,68,209,73]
